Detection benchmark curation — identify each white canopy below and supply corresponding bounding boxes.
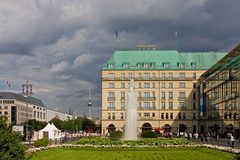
[38,123,61,140]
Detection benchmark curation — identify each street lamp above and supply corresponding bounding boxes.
[22,81,33,142]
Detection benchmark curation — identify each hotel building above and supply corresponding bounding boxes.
[101,46,226,135]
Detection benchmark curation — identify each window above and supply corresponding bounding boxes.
[152,113,155,117]
[34,111,36,118]
[120,73,125,79]
[108,73,115,80]
[179,73,185,80]
[121,92,125,100]
[224,113,228,119]
[144,73,150,80]
[193,92,196,100]
[169,82,173,88]
[108,102,115,110]
[193,102,196,109]
[161,102,166,110]
[37,112,39,119]
[193,83,196,88]
[170,113,173,119]
[152,73,155,79]
[138,102,142,109]
[162,82,166,88]
[120,113,124,119]
[112,113,115,119]
[179,102,185,109]
[121,102,125,110]
[4,111,8,115]
[166,113,169,119]
[152,82,155,88]
[152,92,155,98]
[161,92,166,100]
[121,83,125,88]
[144,102,150,110]
[169,92,173,100]
[161,113,164,119]
[138,73,142,79]
[4,106,8,109]
[144,113,150,117]
[144,83,150,88]
[138,83,142,88]
[123,63,129,69]
[179,92,186,100]
[108,64,114,68]
[162,73,166,79]
[150,63,156,69]
[193,73,197,79]
[191,62,196,68]
[128,73,132,79]
[178,113,181,119]
[163,62,170,69]
[144,63,149,68]
[152,102,156,110]
[138,92,142,98]
[169,73,173,79]
[137,63,141,68]
[169,102,173,110]
[108,83,115,88]
[108,92,115,99]
[179,82,185,88]
[183,113,186,119]
[178,62,185,69]
[138,113,142,117]
[108,113,111,119]
[144,92,150,99]
[193,113,196,119]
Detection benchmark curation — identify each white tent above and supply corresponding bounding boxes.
[38,123,61,140]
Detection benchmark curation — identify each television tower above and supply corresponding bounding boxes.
[88,86,92,119]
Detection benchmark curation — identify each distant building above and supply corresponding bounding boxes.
[0,92,74,124]
[101,47,227,135]
[0,92,46,124]
[46,108,74,121]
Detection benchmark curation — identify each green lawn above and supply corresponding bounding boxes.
[30,147,235,160]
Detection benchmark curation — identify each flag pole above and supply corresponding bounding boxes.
[175,31,178,51]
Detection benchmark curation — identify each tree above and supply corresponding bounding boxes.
[82,117,96,132]
[26,119,47,131]
[49,117,63,130]
[0,116,26,160]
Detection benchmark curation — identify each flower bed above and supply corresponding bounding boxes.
[26,137,240,154]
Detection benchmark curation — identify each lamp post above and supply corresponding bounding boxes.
[22,81,33,143]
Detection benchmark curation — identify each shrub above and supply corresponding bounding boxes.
[141,131,157,138]
[33,138,49,147]
[109,131,123,141]
[0,116,26,160]
[233,154,240,160]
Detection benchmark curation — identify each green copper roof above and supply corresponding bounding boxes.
[103,50,227,70]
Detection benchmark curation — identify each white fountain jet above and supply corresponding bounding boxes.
[124,79,138,140]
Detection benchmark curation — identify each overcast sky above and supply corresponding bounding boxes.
[0,0,239,118]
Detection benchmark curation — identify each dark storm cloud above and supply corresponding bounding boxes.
[0,0,240,117]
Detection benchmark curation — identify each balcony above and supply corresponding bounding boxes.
[138,97,156,101]
[178,97,186,101]
[107,97,116,101]
[102,76,194,81]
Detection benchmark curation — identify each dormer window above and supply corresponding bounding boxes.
[137,63,141,68]
[144,63,149,68]
[108,64,114,69]
[163,62,170,69]
[178,62,185,69]
[150,63,156,69]
[191,62,196,68]
[122,63,129,69]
